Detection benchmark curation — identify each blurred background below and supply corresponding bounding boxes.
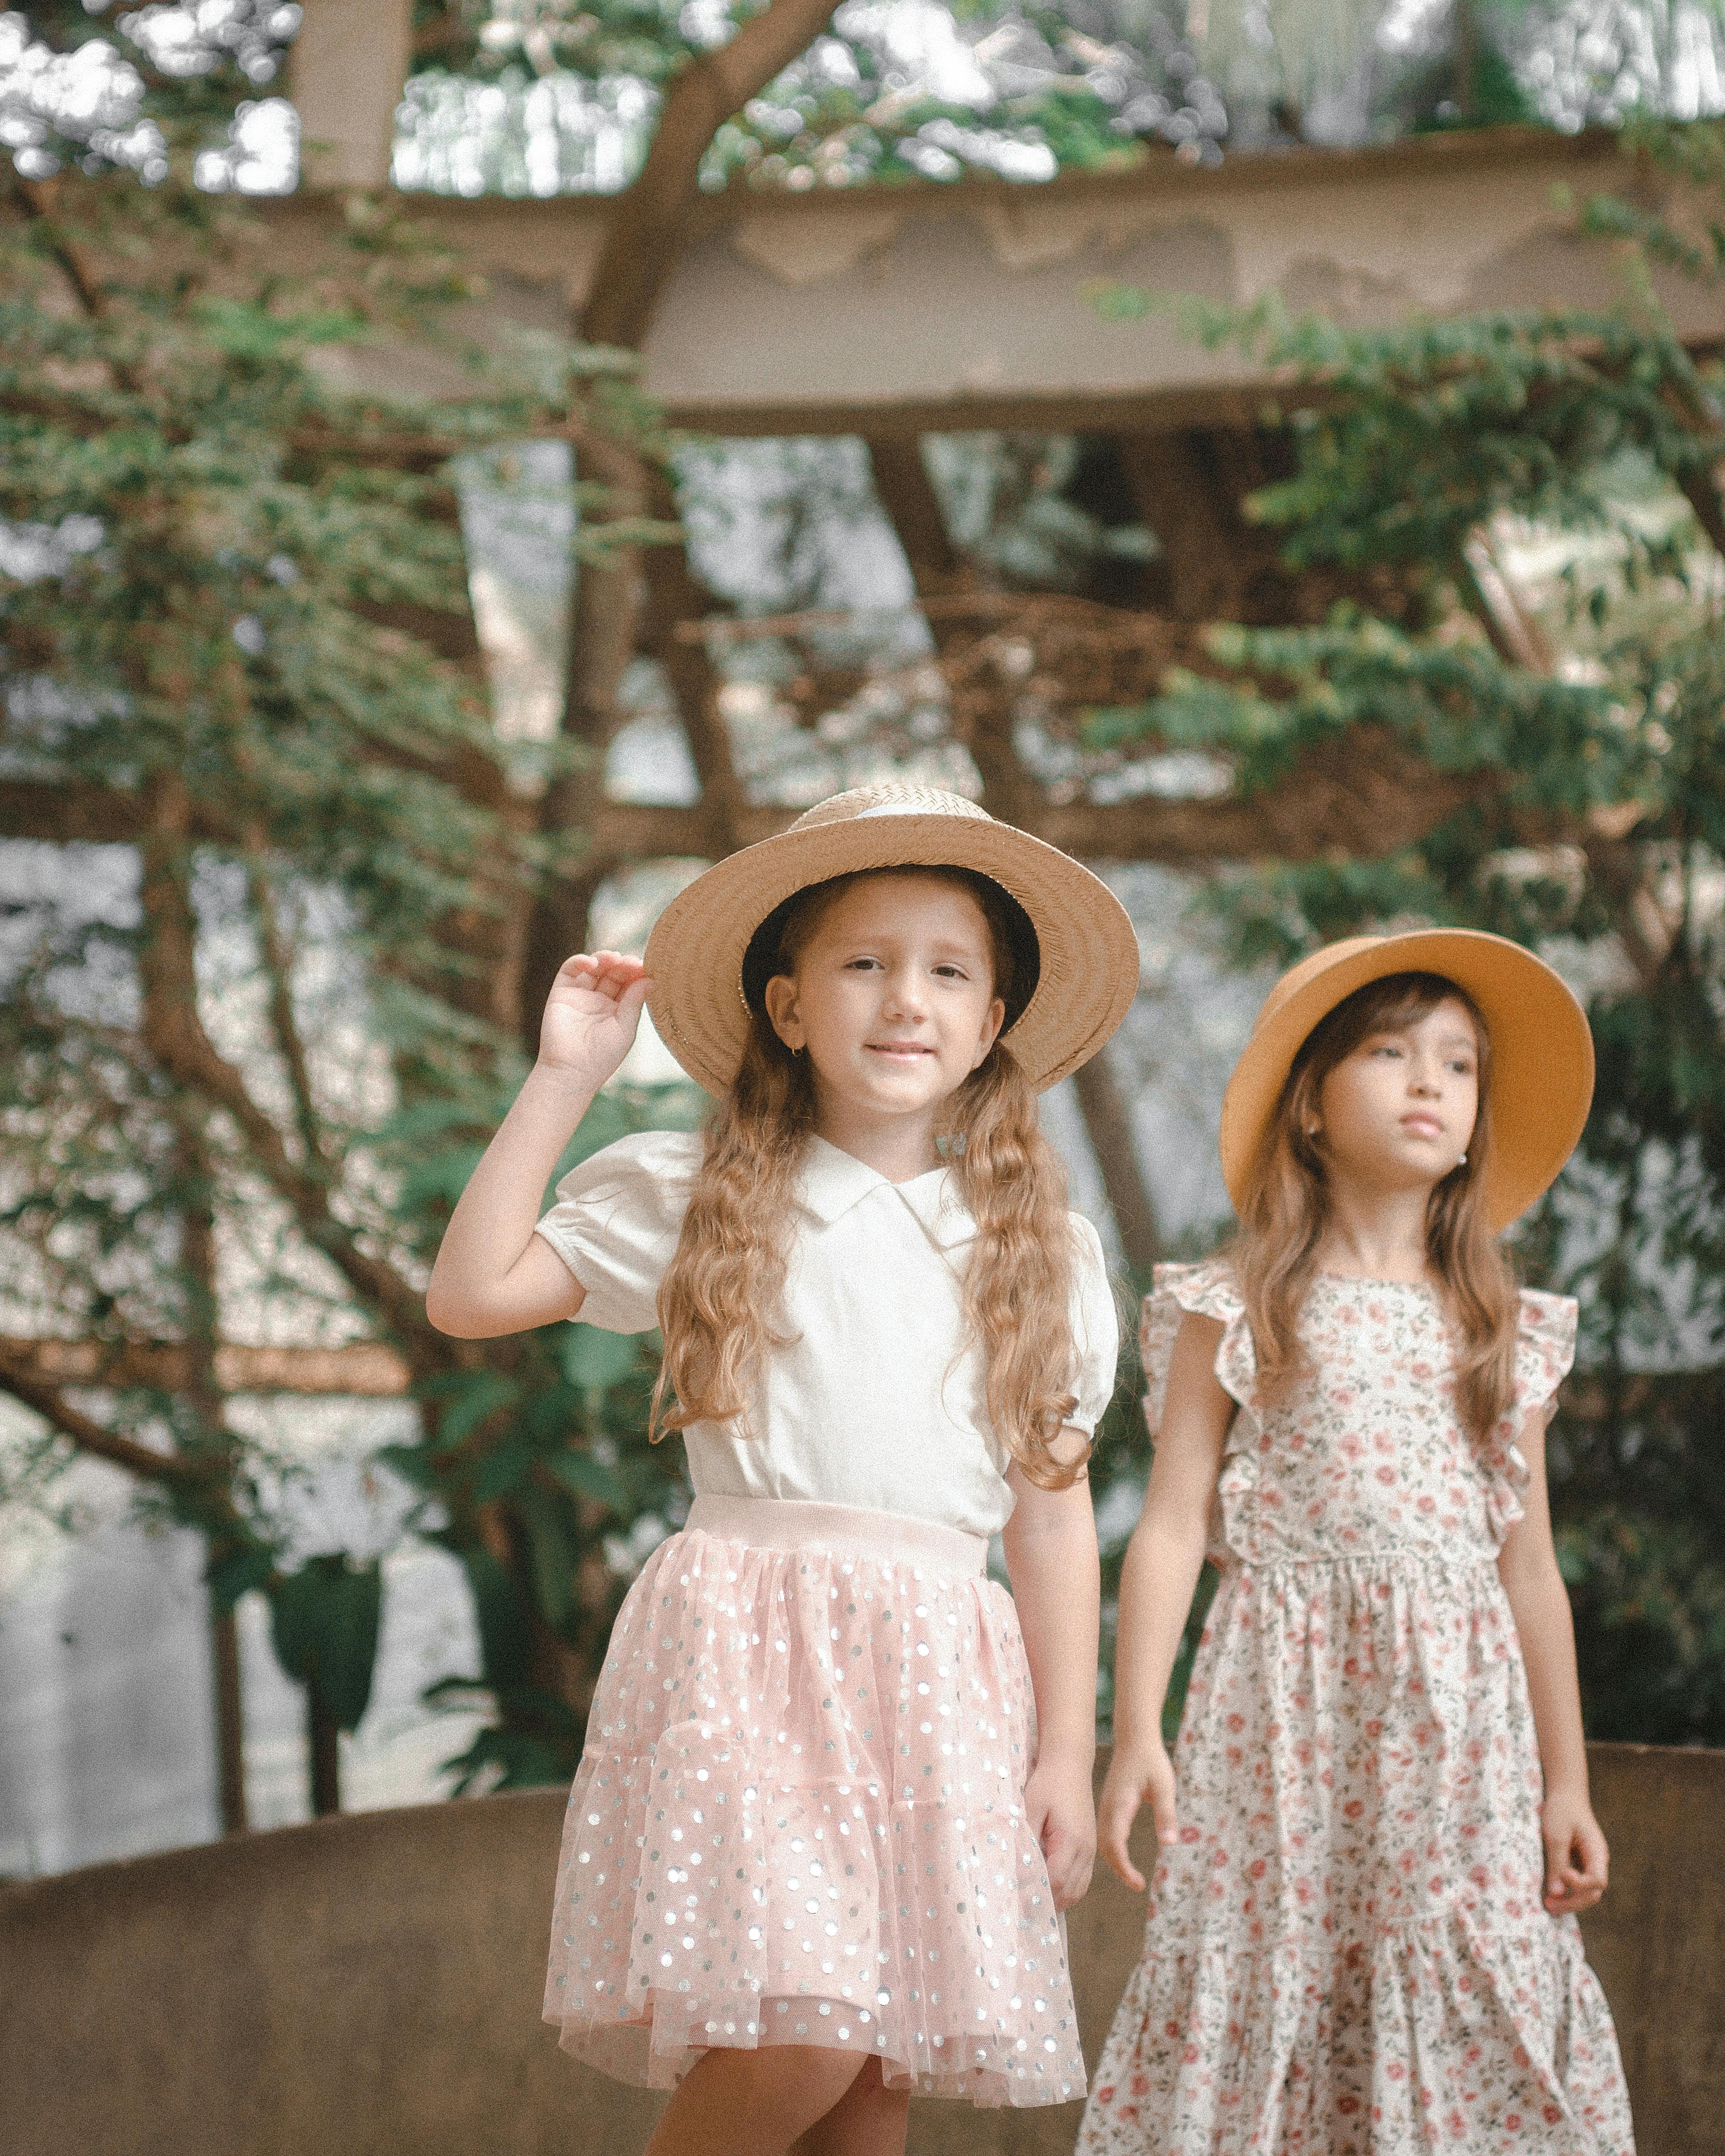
[3,0,1724,1881]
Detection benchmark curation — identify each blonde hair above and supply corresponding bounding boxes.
[651,867,1086,1489]
[1233,971,1519,1442]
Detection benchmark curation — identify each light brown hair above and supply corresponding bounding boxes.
[651,867,1085,1488]
[1233,970,1519,1442]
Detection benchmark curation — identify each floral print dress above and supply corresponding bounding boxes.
[1079,1260,1635,2156]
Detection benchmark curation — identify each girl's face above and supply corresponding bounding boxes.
[1313,995,1480,1195]
[762,873,1006,1135]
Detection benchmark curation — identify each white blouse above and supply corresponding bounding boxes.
[534,1129,1119,1539]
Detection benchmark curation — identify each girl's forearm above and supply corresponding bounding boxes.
[1502,1556,1591,1798]
[426,1062,596,1326]
[1112,1510,1209,1754]
[1005,1494,1100,1761]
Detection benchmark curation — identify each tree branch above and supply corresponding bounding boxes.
[865,438,966,595]
[136,773,436,1350]
[1581,829,1672,991]
[1675,464,1725,559]
[10,173,145,396]
[518,428,652,1046]
[1072,1046,1162,1276]
[578,0,843,348]
[245,846,331,1176]
[1458,534,1555,673]
[640,470,748,854]
[0,1336,411,1396]
[0,1352,198,1484]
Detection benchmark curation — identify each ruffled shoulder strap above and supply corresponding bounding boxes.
[1513,1288,1578,1421]
[1483,1288,1579,1540]
[1138,1256,1256,1438]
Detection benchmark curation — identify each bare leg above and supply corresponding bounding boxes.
[642,2046,868,2156]
[790,2057,911,2156]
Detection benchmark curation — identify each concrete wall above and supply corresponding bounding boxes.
[274,129,1725,438]
[290,0,413,189]
[1,1745,1717,2155]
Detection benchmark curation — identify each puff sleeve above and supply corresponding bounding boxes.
[1138,1256,1258,1438]
[1485,1288,1579,1538]
[533,1129,703,1334]
[1066,1214,1121,1438]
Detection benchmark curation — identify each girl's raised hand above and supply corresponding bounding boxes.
[1097,1738,1179,1892]
[1541,1791,1609,1914]
[539,952,653,1087]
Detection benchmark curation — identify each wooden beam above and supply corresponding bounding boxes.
[6,1327,1714,1419]
[255,127,1719,441]
[289,0,413,191]
[0,737,1489,869]
[0,1336,412,1397]
[1116,430,1295,623]
[865,440,964,591]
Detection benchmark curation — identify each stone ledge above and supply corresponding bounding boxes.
[0,1741,1716,2154]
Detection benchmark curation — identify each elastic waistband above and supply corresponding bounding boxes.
[683,1494,988,1579]
[1226,1547,1502,1576]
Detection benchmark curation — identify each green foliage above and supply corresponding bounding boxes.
[1550,1368,1725,1746]
[0,18,692,1805]
[1153,294,1717,586]
[270,1554,384,1732]
[396,0,1226,198]
[1086,167,1725,1745]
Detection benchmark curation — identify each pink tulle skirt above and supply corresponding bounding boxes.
[543,1494,1085,2107]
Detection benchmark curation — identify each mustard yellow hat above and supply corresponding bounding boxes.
[644,781,1140,1097]
[1219,930,1594,1230]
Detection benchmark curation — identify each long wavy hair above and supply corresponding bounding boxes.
[1233,970,1519,1442]
[652,866,1086,1488]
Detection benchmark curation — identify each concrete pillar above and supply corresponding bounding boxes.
[289,0,413,190]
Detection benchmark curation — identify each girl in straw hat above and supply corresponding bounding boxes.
[428,781,1140,2154]
[1079,933,1634,2156]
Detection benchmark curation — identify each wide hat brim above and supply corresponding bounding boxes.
[1219,930,1595,1232]
[642,790,1140,1097]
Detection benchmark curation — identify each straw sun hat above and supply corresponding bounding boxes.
[642,781,1140,1097]
[1219,930,1595,1232]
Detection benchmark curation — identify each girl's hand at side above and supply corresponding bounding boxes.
[540,952,653,1087]
[1024,1745,1097,1910]
[1496,1407,1609,1919]
[1000,1448,1100,1914]
[1541,1788,1609,1914]
[1097,1738,1178,1893]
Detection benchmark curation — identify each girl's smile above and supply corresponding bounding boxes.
[762,873,1006,1179]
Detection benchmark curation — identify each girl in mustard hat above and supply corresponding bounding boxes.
[428,783,1141,2154]
[1081,933,1634,2156]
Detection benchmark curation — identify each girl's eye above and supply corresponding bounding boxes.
[933,964,969,981]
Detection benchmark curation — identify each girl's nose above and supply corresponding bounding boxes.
[883,967,927,1016]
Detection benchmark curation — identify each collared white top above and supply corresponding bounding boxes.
[535,1129,1119,1538]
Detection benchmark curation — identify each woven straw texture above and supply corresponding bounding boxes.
[1218,930,1594,1231]
[642,783,1140,1097]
